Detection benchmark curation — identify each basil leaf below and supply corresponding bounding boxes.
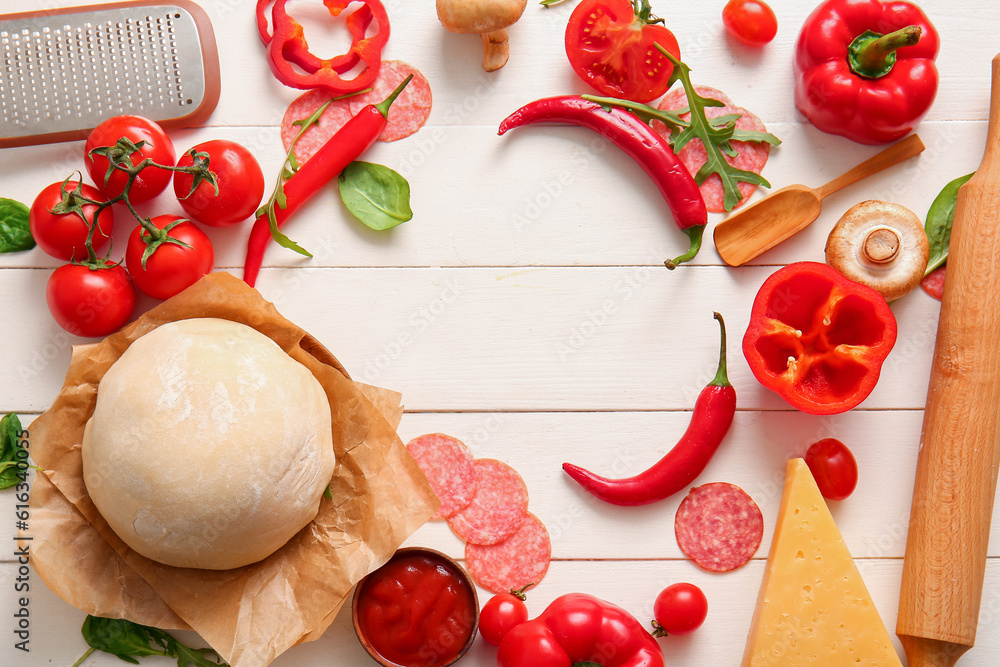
[78,616,226,667]
[0,413,23,490]
[925,172,974,276]
[338,161,413,231]
[81,617,167,663]
[0,198,34,253]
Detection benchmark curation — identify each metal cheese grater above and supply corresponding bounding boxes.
[0,0,220,148]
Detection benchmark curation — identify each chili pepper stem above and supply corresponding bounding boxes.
[848,26,922,79]
[375,74,413,118]
[664,225,705,269]
[710,311,731,388]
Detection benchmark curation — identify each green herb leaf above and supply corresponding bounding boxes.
[338,161,413,231]
[924,172,974,276]
[78,616,226,667]
[81,617,168,664]
[0,413,24,490]
[656,46,779,211]
[0,198,34,253]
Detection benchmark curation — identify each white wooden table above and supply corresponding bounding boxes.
[2,0,1000,664]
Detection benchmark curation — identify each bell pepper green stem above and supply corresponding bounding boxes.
[848,26,922,79]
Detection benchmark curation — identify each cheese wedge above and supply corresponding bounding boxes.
[741,458,903,666]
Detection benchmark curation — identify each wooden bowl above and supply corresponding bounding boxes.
[352,547,479,667]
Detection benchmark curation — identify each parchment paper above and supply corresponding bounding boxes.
[27,271,439,666]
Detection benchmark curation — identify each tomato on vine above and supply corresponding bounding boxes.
[125,215,215,301]
[805,438,858,501]
[722,0,778,47]
[565,0,681,103]
[47,262,136,338]
[172,139,266,228]
[30,178,114,261]
[651,582,708,636]
[85,115,176,204]
[479,584,533,647]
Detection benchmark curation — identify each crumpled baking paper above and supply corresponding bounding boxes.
[28,271,439,666]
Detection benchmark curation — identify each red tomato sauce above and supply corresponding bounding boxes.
[356,551,477,667]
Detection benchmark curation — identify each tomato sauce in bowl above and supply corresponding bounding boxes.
[353,547,479,667]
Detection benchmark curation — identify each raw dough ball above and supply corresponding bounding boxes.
[82,318,335,570]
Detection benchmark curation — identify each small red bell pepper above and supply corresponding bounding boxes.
[793,0,939,145]
[742,262,897,415]
[497,593,664,667]
[256,0,390,93]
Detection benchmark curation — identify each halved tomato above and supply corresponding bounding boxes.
[565,0,681,103]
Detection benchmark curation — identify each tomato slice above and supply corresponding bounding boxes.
[565,0,681,103]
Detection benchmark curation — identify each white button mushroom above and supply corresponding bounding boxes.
[825,200,930,302]
[436,0,528,72]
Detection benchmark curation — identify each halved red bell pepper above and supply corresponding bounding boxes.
[256,0,390,93]
[793,0,939,145]
[497,593,664,667]
[742,262,897,415]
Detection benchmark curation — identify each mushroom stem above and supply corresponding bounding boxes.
[863,227,901,264]
[481,29,510,72]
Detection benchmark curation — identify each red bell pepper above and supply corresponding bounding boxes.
[256,0,390,93]
[497,593,664,667]
[793,0,939,145]
[742,262,897,415]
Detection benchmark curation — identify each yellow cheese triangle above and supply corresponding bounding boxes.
[741,458,903,666]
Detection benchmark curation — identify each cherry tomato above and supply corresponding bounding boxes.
[46,262,136,338]
[565,0,681,103]
[479,588,531,647]
[125,215,214,301]
[85,115,175,204]
[172,140,266,228]
[722,0,778,47]
[29,180,114,261]
[652,582,707,636]
[805,438,858,501]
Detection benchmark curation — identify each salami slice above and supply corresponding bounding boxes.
[655,86,771,213]
[465,513,551,594]
[406,433,477,519]
[674,482,763,572]
[921,265,945,300]
[280,88,354,163]
[447,459,529,546]
[348,60,432,142]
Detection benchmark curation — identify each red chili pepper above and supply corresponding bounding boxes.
[562,312,735,506]
[497,593,664,667]
[256,0,390,93]
[242,76,411,287]
[497,95,708,269]
[793,0,939,145]
[742,262,898,415]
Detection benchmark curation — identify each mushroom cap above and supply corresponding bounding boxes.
[436,0,527,35]
[825,200,930,302]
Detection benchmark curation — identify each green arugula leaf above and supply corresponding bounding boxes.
[924,172,974,276]
[0,198,34,253]
[0,413,25,490]
[658,46,780,211]
[338,161,413,231]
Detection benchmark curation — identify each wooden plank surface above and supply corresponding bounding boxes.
[2,0,999,665]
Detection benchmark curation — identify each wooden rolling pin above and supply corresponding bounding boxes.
[897,53,1000,666]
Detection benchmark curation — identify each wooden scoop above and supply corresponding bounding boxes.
[896,54,1000,666]
[713,133,925,266]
